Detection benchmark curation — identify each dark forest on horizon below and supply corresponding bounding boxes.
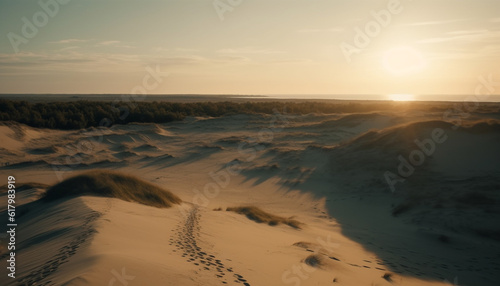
[1,99,498,130]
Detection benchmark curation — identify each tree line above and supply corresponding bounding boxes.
[0,98,428,130]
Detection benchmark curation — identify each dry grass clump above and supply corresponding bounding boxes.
[292,241,317,249]
[382,272,393,282]
[303,254,337,270]
[226,206,302,229]
[304,254,323,267]
[42,170,181,208]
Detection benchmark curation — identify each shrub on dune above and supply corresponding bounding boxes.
[42,170,182,208]
[226,206,302,229]
[304,254,331,269]
[382,272,393,282]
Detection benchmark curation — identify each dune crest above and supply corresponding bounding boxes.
[43,170,181,208]
[226,206,302,229]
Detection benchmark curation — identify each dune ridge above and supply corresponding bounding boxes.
[340,119,500,150]
[226,206,302,229]
[43,170,182,208]
[1,105,499,286]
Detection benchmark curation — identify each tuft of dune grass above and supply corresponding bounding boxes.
[304,254,327,268]
[42,170,181,208]
[226,206,302,229]
[382,272,393,282]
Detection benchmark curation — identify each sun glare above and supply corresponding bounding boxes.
[382,46,426,75]
[388,94,415,101]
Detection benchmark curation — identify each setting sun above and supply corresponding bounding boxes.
[388,93,415,101]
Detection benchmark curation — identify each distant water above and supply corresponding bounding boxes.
[232,94,500,102]
[1,93,499,102]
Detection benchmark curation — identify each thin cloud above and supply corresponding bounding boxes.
[0,51,252,74]
[217,47,284,54]
[154,54,252,66]
[50,39,89,44]
[426,46,500,61]
[405,19,464,26]
[418,29,500,61]
[95,41,136,49]
[96,40,121,46]
[0,52,143,73]
[417,29,500,44]
[154,55,208,66]
[215,55,251,64]
[0,52,93,68]
[59,46,80,52]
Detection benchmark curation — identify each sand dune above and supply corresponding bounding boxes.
[226,206,302,229]
[43,170,181,208]
[1,107,499,285]
[133,143,162,152]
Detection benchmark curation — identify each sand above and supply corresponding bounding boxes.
[1,106,499,285]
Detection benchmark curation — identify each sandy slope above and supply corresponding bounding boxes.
[1,107,500,285]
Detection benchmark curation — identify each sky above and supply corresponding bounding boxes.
[1,0,499,101]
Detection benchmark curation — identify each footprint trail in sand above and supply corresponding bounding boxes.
[16,199,113,286]
[170,206,251,286]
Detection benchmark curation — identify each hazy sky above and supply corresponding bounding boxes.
[1,0,499,100]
